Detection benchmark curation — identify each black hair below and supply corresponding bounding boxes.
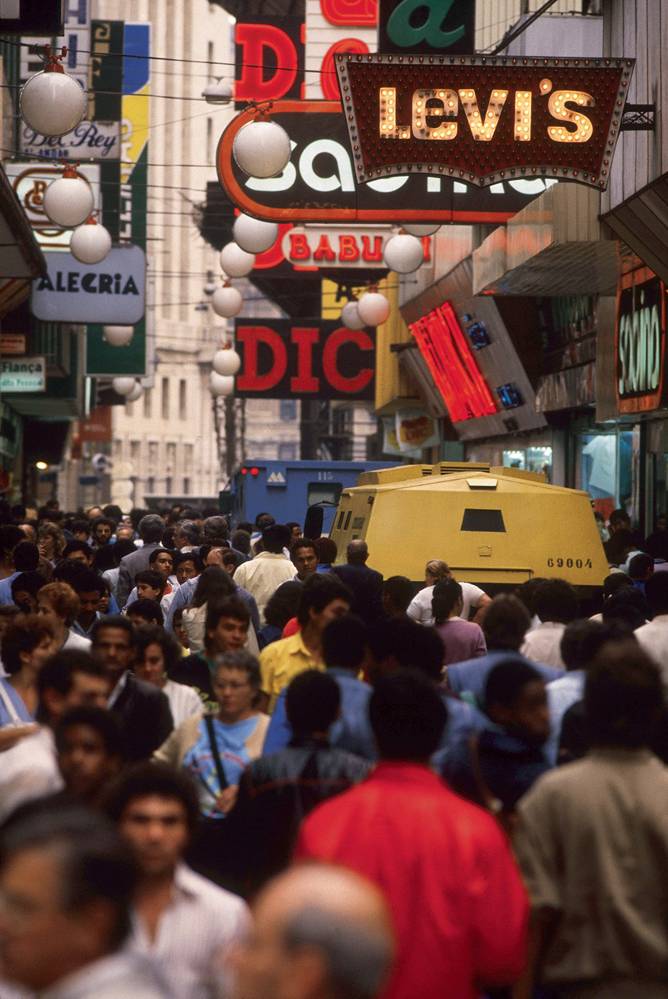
[286,669,341,735]
[92,546,118,573]
[134,625,181,674]
[369,670,447,761]
[609,508,631,528]
[314,537,338,565]
[174,550,203,571]
[91,516,115,535]
[70,568,106,596]
[0,524,24,554]
[533,579,578,624]
[290,537,317,559]
[148,547,175,566]
[230,529,251,556]
[560,619,632,672]
[11,570,44,599]
[69,519,90,536]
[602,572,634,599]
[296,574,351,626]
[367,616,444,679]
[91,615,135,646]
[432,578,463,626]
[262,523,292,553]
[55,706,126,760]
[482,594,530,651]
[601,587,648,630]
[585,641,663,748]
[134,569,166,596]
[264,581,303,630]
[105,762,200,834]
[644,572,668,617]
[126,599,164,626]
[37,649,107,705]
[628,553,653,580]
[1,613,54,675]
[322,614,367,672]
[484,659,543,710]
[205,597,250,650]
[11,540,39,572]
[192,566,235,608]
[515,577,548,617]
[382,575,414,614]
[62,540,92,560]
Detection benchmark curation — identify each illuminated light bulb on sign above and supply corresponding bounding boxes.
[69,217,112,264]
[219,242,255,278]
[514,91,532,142]
[103,325,134,347]
[213,347,241,376]
[232,118,292,178]
[357,291,390,326]
[341,301,365,330]
[112,377,136,396]
[383,233,424,274]
[210,372,235,396]
[212,285,243,318]
[233,214,279,254]
[43,165,93,228]
[20,46,86,138]
[547,90,595,143]
[404,224,440,237]
[411,88,458,140]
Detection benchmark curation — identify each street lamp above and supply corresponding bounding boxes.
[70,217,112,264]
[219,242,255,278]
[232,117,292,179]
[233,214,279,254]
[43,165,94,228]
[20,46,86,137]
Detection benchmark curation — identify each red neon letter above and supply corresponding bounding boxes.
[288,232,311,261]
[290,327,320,393]
[361,235,383,262]
[320,0,377,26]
[235,24,297,102]
[236,326,287,392]
[313,235,336,263]
[320,37,369,99]
[338,234,360,263]
[322,328,374,395]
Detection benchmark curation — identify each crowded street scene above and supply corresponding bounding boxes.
[0,0,667,997]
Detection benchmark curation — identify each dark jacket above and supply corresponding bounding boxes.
[330,562,384,624]
[169,652,214,703]
[116,542,161,608]
[443,727,550,811]
[111,672,173,761]
[228,736,370,896]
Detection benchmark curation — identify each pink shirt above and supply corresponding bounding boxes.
[436,617,486,666]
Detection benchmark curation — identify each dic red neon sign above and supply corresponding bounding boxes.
[410,302,497,421]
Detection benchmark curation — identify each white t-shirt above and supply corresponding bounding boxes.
[407,582,487,625]
[163,679,204,727]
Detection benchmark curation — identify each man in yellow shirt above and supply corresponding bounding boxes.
[259,575,351,711]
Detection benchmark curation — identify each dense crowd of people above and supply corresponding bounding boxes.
[0,496,666,999]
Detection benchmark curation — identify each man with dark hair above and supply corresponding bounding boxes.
[259,574,351,712]
[62,539,94,566]
[628,551,654,588]
[170,595,251,702]
[0,539,40,605]
[635,572,668,686]
[233,523,295,623]
[331,539,383,624]
[91,516,115,549]
[601,585,649,630]
[230,670,369,895]
[174,549,202,585]
[290,537,318,582]
[313,536,337,572]
[10,570,44,613]
[514,642,668,998]
[117,514,165,608]
[381,575,414,618]
[521,579,578,667]
[55,706,125,806]
[0,524,24,589]
[106,762,249,996]
[0,801,168,997]
[296,670,528,999]
[70,567,107,638]
[126,598,164,628]
[91,616,173,761]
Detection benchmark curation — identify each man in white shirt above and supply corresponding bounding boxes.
[521,579,578,670]
[108,763,250,999]
[407,559,491,625]
[233,524,296,623]
[635,572,668,688]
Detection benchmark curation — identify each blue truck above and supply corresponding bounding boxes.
[223,459,396,534]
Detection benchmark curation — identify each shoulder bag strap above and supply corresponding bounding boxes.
[0,681,23,726]
[204,714,229,791]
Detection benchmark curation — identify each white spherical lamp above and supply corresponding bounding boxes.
[43,166,93,228]
[124,381,144,403]
[383,233,424,274]
[212,285,243,319]
[20,54,86,137]
[232,119,291,178]
[219,242,255,278]
[233,214,279,254]
[70,218,112,265]
[213,348,241,376]
[341,301,365,330]
[112,377,136,396]
[210,372,235,397]
[403,224,441,237]
[103,325,134,347]
[357,291,390,327]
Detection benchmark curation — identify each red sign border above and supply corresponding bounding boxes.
[335,53,634,190]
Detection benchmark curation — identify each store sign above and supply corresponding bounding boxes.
[235,16,304,104]
[616,268,666,414]
[1,0,64,34]
[218,101,557,224]
[306,0,377,100]
[0,334,26,355]
[235,319,374,401]
[31,246,146,325]
[19,120,120,160]
[1,356,46,393]
[378,0,474,55]
[4,163,100,250]
[410,302,497,421]
[335,54,634,189]
[281,225,431,268]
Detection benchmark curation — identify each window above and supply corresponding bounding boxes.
[147,477,155,493]
[143,388,152,419]
[161,378,170,420]
[184,443,194,470]
[148,442,159,466]
[307,483,342,508]
[130,441,141,463]
[183,477,191,495]
[461,509,506,532]
[206,117,213,164]
[165,476,173,494]
[278,442,297,461]
[166,442,176,469]
[280,400,297,421]
[179,379,187,419]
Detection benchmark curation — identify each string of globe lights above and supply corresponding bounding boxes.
[19,46,440,404]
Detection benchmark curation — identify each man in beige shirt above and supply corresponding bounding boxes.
[513,640,668,999]
[232,524,296,623]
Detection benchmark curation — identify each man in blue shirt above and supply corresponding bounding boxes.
[0,541,40,606]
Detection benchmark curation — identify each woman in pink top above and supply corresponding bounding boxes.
[433,579,486,669]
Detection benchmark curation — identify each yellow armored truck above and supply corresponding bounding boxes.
[329,463,608,591]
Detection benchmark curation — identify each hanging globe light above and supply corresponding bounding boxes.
[403,224,441,237]
[383,233,424,274]
[20,46,87,137]
[112,377,136,396]
[43,164,93,228]
[103,325,134,347]
[125,381,144,403]
[213,347,241,376]
[210,372,235,397]
[70,217,112,264]
[233,214,279,254]
[219,242,255,278]
[357,291,390,327]
[232,117,291,179]
[212,284,243,319]
[341,301,365,330]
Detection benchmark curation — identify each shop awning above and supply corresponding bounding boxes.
[0,164,45,315]
[602,172,668,287]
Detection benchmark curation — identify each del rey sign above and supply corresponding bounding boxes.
[335,54,634,189]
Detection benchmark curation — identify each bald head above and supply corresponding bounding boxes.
[233,864,393,999]
[347,540,368,565]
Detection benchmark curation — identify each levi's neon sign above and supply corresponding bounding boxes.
[410,302,497,422]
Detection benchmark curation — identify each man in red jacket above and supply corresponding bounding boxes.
[295,670,528,999]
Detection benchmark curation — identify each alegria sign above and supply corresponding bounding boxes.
[31,246,146,325]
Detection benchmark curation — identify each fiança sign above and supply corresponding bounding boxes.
[1,357,46,393]
[235,319,374,400]
[31,246,146,325]
[281,225,431,268]
[616,268,667,414]
[335,54,634,189]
